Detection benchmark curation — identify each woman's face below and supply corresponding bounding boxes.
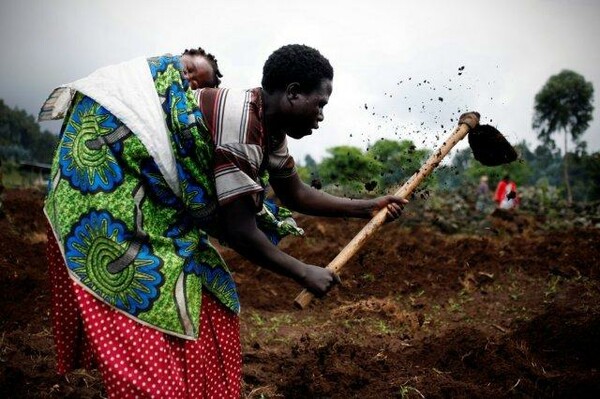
[181,54,217,89]
[284,78,333,139]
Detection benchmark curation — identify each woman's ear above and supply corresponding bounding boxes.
[285,82,301,102]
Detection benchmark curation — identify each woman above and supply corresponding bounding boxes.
[42,44,405,398]
[494,174,518,209]
[475,175,491,213]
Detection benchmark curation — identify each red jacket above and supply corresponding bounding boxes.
[494,180,508,204]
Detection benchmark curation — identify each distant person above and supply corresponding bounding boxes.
[475,175,492,213]
[494,174,518,209]
[41,44,412,398]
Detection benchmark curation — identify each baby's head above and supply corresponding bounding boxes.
[181,47,223,89]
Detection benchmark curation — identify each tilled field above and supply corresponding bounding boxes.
[1,188,599,398]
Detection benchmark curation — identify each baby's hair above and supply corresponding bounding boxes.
[183,47,223,87]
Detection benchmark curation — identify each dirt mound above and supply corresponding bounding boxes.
[0,188,48,327]
[1,188,600,398]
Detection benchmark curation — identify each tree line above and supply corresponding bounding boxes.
[0,100,58,164]
[296,137,600,203]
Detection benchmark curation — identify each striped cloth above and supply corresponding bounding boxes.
[196,88,297,208]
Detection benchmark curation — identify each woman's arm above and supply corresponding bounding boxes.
[270,173,406,220]
[219,195,340,295]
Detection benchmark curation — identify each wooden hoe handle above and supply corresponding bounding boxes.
[294,123,472,309]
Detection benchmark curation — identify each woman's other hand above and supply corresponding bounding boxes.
[299,264,341,297]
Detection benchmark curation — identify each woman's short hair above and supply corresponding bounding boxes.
[262,44,333,94]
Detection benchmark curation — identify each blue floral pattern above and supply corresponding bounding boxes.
[140,159,181,207]
[257,199,305,245]
[65,210,163,316]
[177,164,211,214]
[149,55,200,157]
[148,55,188,90]
[172,228,240,313]
[58,95,124,193]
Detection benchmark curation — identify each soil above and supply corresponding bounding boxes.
[1,188,599,398]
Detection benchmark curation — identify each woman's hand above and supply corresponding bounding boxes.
[370,195,408,222]
[299,264,341,297]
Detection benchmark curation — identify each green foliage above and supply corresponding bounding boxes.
[304,154,318,174]
[309,140,433,195]
[584,152,600,200]
[568,150,600,201]
[0,99,58,164]
[296,165,311,182]
[533,70,594,146]
[433,165,462,191]
[518,177,564,215]
[318,146,382,193]
[296,132,599,203]
[433,148,472,191]
[367,139,430,192]
[520,142,563,186]
[1,160,52,188]
[299,154,320,185]
[446,143,531,192]
[532,70,594,203]
[0,144,31,161]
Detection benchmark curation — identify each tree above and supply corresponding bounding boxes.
[566,150,600,202]
[318,146,382,194]
[584,152,600,201]
[303,154,319,179]
[367,139,429,192]
[533,70,594,205]
[0,99,58,164]
[527,144,563,187]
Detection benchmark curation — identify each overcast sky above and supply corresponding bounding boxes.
[1,0,599,163]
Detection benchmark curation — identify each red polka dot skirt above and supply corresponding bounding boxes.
[47,226,242,398]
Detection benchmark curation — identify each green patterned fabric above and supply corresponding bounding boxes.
[45,55,302,339]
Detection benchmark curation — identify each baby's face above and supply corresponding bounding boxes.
[181,54,217,90]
